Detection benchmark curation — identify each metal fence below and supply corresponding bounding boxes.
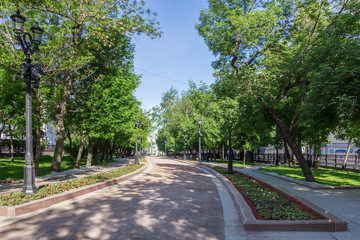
[258,153,360,170]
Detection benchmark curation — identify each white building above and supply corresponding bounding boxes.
[147,132,158,155]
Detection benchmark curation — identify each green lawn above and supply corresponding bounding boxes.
[0,155,116,180]
[183,157,255,168]
[259,165,360,186]
[212,159,255,168]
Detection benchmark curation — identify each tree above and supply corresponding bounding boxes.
[197,0,360,181]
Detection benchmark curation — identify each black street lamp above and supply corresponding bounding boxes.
[139,128,142,156]
[10,10,45,194]
[135,121,141,164]
[198,119,202,165]
[183,128,186,161]
[227,131,234,174]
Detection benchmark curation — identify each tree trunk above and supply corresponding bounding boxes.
[218,147,224,162]
[249,150,254,162]
[291,153,296,166]
[75,129,87,168]
[101,140,109,163]
[8,125,14,162]
[314,144,321,170]
[110,139,116,161]
[86,137,93,167]
[266,106,315,182]
[105,141,109,161]
[67,129,74,162]
[50,73,74,172]
[283,140,290,165]
[243,147,246,165]
[50,21,83,172]
[93,138,102,165]
[342,140,352,171]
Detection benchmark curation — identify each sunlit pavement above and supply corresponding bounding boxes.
[1,157,359,240]
[0,157,227,240]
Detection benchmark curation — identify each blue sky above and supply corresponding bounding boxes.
[133,0,216,111]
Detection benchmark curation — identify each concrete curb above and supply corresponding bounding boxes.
[201,165,348,232]
[0,161,149,218]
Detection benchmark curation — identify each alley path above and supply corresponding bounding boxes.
[0,157,231,240]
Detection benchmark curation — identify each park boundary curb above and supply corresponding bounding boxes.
[0,161,149,218]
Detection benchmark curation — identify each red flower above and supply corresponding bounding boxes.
[69,182,72,185]
[81,181,83,184]
[85,182,88,184]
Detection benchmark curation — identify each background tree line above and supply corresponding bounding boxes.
[154,0,360,182]
[0,0,159,173]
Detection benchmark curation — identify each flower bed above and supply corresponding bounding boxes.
[211,166,325,220]
[0,164,143,206]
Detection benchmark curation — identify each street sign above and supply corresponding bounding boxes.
[301,147,306,154]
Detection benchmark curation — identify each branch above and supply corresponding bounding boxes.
[306,0,325,49]
[277,67,309,100]
[32,6,78,25]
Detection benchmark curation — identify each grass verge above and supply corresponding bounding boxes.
[0,155,116,180]
[182,158,255,168]
[259,165,360,186]
[0,163,143,206]
[213,160,255,168]
[211,166,324,220]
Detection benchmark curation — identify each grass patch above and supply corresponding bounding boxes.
[0,155,116,180]
[0,163,143,206]
[211,166,324,220]
[183,158,255,168]
[259,165,360,186]
[213,160,255,168]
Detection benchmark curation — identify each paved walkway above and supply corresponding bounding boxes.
[0,157,243,240]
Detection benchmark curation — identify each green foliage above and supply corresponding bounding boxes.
[0,0,161,170]
[196,0,360,181]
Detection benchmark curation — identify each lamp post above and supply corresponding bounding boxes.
[135,121,141,164]
[198,119,202,165]
[183,128,186,160]
[227,131,234,174]
[10,10,44,194]
[275,126,279,166]
[139,128,142,156]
